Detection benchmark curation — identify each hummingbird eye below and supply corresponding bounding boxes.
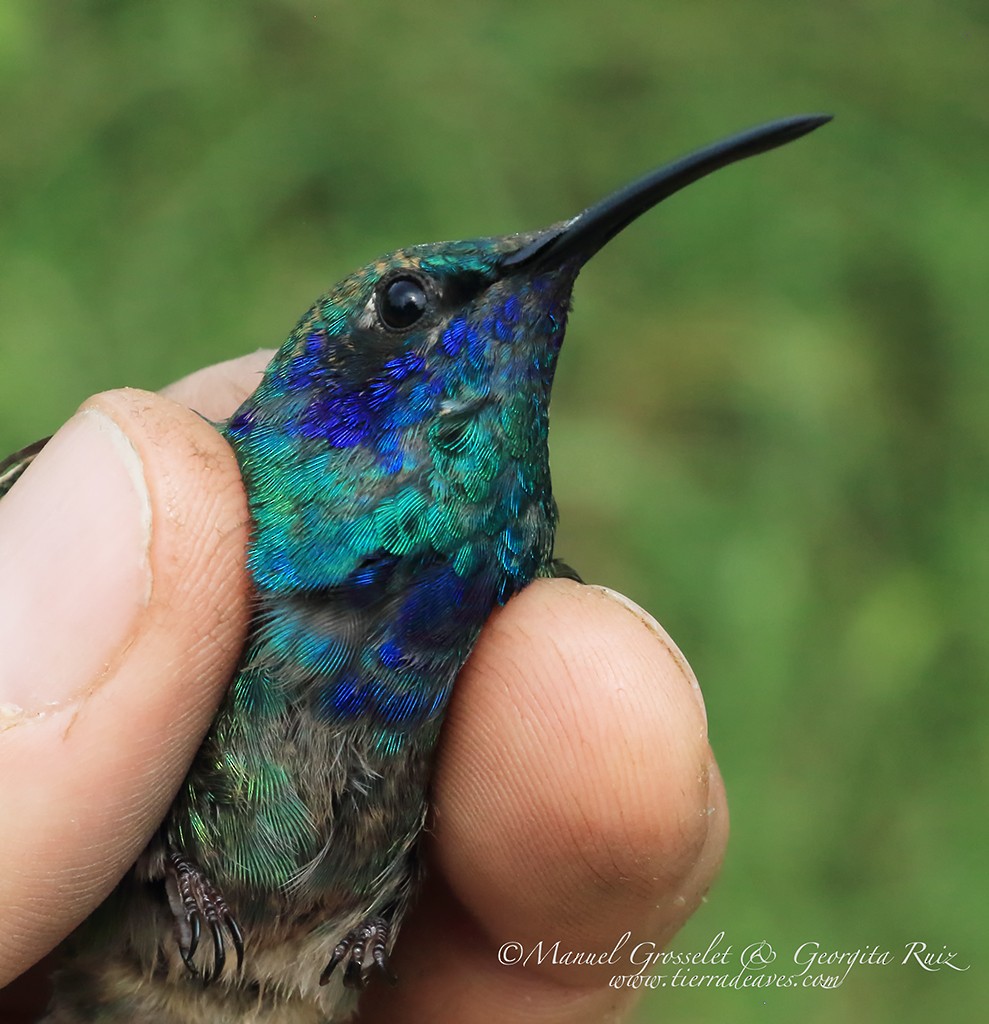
[376,275,429,331]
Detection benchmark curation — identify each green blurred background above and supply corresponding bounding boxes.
[1,1,985,1020]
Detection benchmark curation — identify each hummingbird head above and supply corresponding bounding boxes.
[244,113,831,438]
[251,227,577,438]
[228,115,829,593]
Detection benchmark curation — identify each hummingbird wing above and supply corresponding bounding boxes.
[0,435,50,498]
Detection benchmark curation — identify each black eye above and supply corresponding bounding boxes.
[376,275,429,330]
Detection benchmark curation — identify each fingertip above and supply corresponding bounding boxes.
[590,584,708,726]
[0,388,250,982]
[432,579,719,982]
[81,386,252,723]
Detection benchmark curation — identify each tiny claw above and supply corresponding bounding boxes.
[179,944,198,974]
[166,850,243,983]
[319,947,346,987]
[209,918,227,985]
[183,913,202,968]
[343,957,366,990]
[226,914,245,973]
[319,914,396,989]
[373,946,397,986]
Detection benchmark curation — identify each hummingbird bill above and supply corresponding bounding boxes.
[0,114,830,1023]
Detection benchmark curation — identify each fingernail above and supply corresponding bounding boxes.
[593,586,708,724]
[0,409,152,719]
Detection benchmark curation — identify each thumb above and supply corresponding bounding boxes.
[0,388,250,984]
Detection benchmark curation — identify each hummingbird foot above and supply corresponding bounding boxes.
[319,914,397,990]
[165,850,244,984]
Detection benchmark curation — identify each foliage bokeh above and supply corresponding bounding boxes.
[1,2,984,1020]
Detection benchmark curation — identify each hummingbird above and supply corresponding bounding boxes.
[3,114,829,1023]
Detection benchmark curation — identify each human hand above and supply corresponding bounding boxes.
[0,354,727,1022]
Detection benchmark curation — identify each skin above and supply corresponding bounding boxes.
[0,353,727,1023]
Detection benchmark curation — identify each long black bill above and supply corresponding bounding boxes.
[500,113,831,272]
